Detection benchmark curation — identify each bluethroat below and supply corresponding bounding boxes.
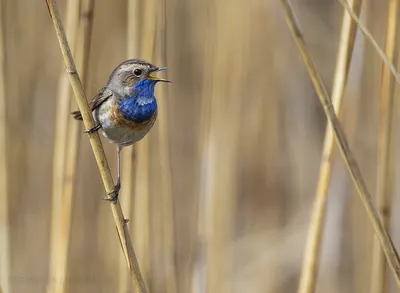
[71,59,170,201]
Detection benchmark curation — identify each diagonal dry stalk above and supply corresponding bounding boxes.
[370,1,399,292]
[45,1,147,292]
[48,1,95,293]
[297,1,362,293]
[0,0,9,292]
[337,0,400,84]
[279,0,400,289]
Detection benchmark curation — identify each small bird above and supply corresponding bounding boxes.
[71,59,170,201]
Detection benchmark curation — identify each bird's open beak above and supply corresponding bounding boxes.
[148,67,171,83]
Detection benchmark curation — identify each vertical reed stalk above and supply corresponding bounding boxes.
[370,1,399,292]
[49,1,95,293]
[193,10,213,293]
[48,0,80,290]
[118,0,139,291]
[297,1,362,293]
[154,1,178,292]
[196,1,248,292]
[131,0,159,289]
[45,1,147,292]
[280,0,400,289]
[0,0,9,292]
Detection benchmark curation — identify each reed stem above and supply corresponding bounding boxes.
[370,1,399,292]
[45,1,147,292]
[297,1,362,293]
[118,0,140,291]
[48,0,80,291]
[337,0,400,84]
[0,0,9,292]
[155,1,178,292]
[49,1,95,293]
[280,0,400,289]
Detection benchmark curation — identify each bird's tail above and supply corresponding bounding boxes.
[71,110,83,120]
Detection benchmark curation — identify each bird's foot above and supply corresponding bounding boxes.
[84,124,102,134]
[103,182,121,202]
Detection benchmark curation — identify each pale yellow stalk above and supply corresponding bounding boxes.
[118,0,140,292]
[370,1,399,292]
[131,0,159,289]
[195,1,249,293]
[280,0,400,289]
[48,0,80,291]
[0,0,9,292]
[49,1,95,293]
[297,1,362,293]
[154,1,178,292]
[45,1,147,292]
[337,0,400,84]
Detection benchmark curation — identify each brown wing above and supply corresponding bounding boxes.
[71,87,113,120]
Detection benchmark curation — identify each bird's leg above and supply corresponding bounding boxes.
[84,124,102,134]
[104,145,122,202]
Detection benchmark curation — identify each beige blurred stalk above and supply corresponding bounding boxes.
[370,0,399,292]
[337,0,400,84]
[193,1,248,293]
[45,0,147,292]
[48,0,94,292]
[118,0,139,292]
[280,0,400,289]
[0,0,9,292]
[153,0,178,292]
[48,0,79,289]
[297,1,362,293]
[48,0,80,290]
[130,0,160,290]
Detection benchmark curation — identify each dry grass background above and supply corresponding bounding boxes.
[2,0,400,292]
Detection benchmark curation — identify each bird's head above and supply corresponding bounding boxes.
[107,59,170,96]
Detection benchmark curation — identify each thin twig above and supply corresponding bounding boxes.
[0,0,9,292]
[337,0,400,84]
[45,1,147,292]
[279,0,400,289]
[297,1,362,293]
[370,1,399,292]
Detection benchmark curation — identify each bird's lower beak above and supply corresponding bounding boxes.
[147,75,171,83]
[147,67,171,83]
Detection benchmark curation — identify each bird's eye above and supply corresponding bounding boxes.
[133,68,142,76]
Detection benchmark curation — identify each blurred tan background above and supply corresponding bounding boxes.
[1,0,400,292]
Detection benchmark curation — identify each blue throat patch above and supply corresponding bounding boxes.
[119,79,158,123]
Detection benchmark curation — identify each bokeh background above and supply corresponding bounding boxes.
[1,0,400,293]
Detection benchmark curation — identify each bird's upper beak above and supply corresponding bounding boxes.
[147,67,171,83]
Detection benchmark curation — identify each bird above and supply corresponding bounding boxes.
[71,59,170,201]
